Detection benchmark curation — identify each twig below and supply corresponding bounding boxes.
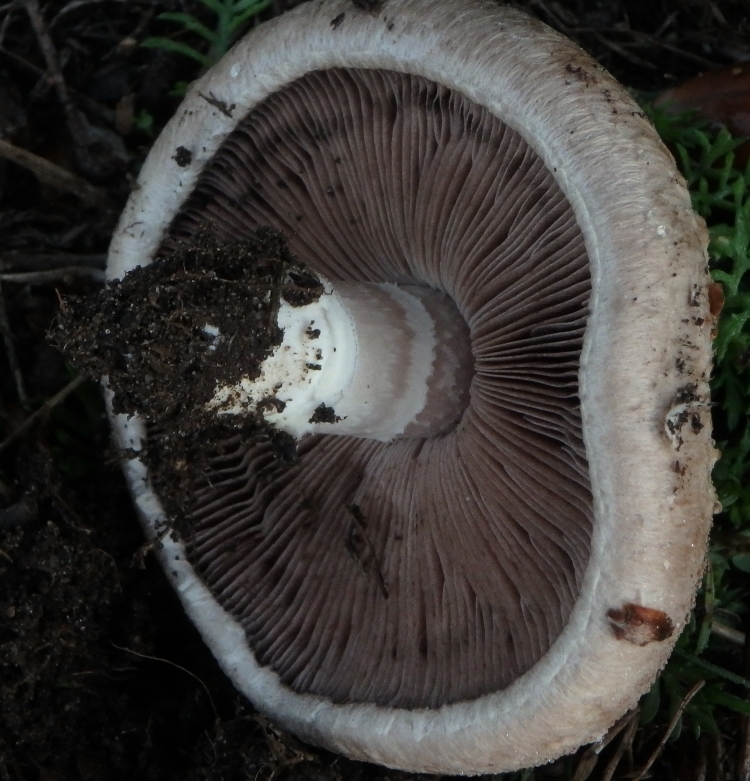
[569,26,720,69]
[0,267,105,284]
[652,12,679,39]
[591,30,657,70]
[0,0,17,48]
[712,620,746,647]
[600,712,639,781]
[0,278,26,403]
[0,374,86,455]
[0,252,106,272]
[692,735,709,781]
[707,1,729,28]
[49,0,125,30]
[527,0,574,32]
[0,137,106,206]
[631,680,706,781]
[573,710,639,781]
[111,642,218,721]
[696,732,724,781]
[736,612,750,781]
[709,733,723,781]
[624,30,720,69]
[21,0,127,180]
[526,3,720,72]
[0,44,115,125]
[22,0,73,112]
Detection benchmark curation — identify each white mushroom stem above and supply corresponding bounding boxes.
[207,278,472,441]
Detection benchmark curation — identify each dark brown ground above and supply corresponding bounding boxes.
[1,1,748,780]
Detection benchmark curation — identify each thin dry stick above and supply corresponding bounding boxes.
[628,30,720,69]
[600,711,640,781]
[22,0,126,182]
[0,252,106,272]
[49,0,125,29]
[573,710,639,781]
[712,620,746,647]
[631,679,706,781]
[736,614,750,781]
[538,14,720,71]
[710,733,724,781]
[22,0,71,109]
[111,642,218,721]
[0,137,105,206]
[0,267,105,284]
[0,374,85,455]
[527,0,574,32]
[0,1,16,48]
[591,30,657,70]
[652,11,679,39]
[0,42,115,124]
[694,735,709,781]
[0,278,26,403]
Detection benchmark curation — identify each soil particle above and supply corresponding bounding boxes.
[674,382,700,406]
[172,145,193,167]
[309,403,341,425]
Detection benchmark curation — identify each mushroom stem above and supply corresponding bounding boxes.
[208,278,473,441]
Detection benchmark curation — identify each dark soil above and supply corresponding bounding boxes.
[1,1,748,780]
[54,227,321,529]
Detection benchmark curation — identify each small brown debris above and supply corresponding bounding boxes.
[308,403,341,424]
[198,91,236,118]
[708,281,724,319]
[0,138,109,208]
[172,146,193,167]
[673,382,700,406]
[607,603,674,646]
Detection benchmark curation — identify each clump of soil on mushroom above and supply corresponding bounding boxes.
[54,227,322,531]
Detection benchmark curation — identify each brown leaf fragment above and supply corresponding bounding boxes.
[708,281,724,319]
[607,603,675,646]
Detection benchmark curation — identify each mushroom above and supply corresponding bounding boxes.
[103,0,717,774]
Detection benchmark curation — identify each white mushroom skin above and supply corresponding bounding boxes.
[107,0,718,774]
[207,278,471,440]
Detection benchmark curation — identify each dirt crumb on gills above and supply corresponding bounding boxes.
[53,226,323,532]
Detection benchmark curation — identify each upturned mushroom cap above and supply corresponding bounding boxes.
[107,0,718,774]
